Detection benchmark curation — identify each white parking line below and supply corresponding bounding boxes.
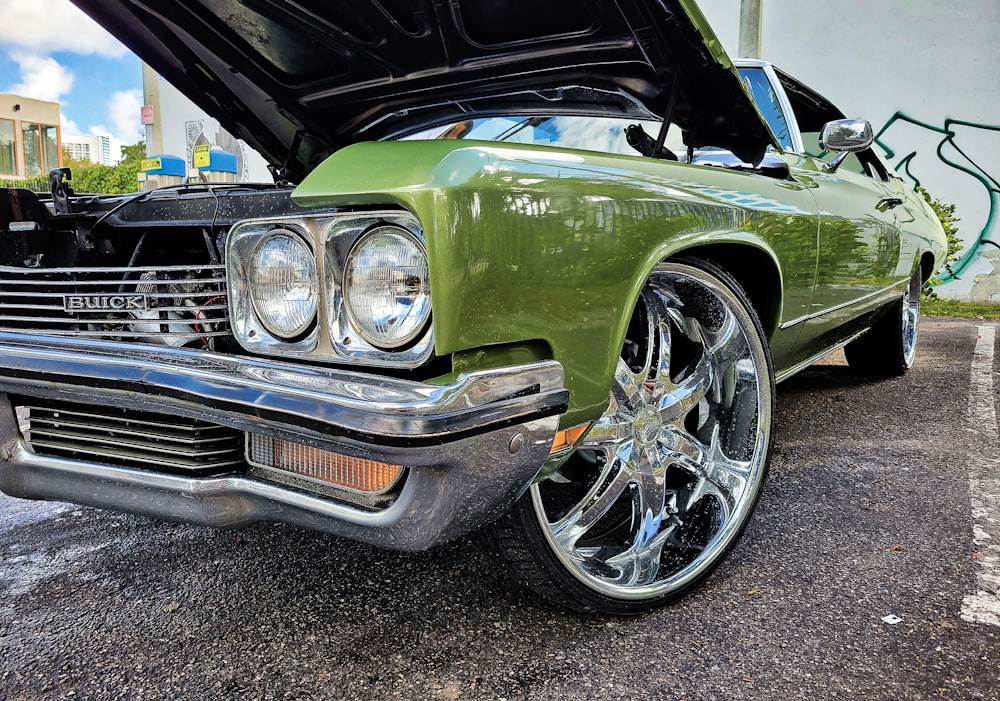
[961,324,1000,627]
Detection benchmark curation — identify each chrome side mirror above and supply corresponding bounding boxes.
[819,119,873,173]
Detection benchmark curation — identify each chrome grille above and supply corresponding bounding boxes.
[0,264,229,342]
[14,401,244,473]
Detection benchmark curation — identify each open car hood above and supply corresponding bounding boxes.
[71,0,777,182]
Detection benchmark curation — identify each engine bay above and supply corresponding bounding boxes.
[0,183,308,351]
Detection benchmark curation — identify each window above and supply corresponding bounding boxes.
[42,125,59,173]
[405,116,665,157]
[22,123,41,176]
[0,119,14,175]
[773,69,888,182]
[737,68,793,151]
[21,123,60,176]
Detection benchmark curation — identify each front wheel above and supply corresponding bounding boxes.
[485,260,775,614]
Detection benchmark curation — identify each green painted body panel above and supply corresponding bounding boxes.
[294,139,943,426]
[777,156,944,361]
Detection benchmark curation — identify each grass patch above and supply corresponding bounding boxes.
[923,297,1000,319]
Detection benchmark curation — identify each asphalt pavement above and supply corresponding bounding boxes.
[1,317,998,700]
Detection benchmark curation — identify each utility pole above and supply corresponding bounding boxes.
[739,0,762,59]
[141,62,163,155]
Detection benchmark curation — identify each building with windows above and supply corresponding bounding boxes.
[62,134,112,166]
[0,94,62,180]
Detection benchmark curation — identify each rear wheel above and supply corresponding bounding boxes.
[485,260,774,614]
[845,269,921,376]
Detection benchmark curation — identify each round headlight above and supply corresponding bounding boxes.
[249,229,317,339]
[343,226,430,348]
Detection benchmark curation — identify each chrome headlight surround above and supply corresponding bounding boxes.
[248,229,318,340]
[227,211,433,367]
[228,221,320,356]
[325,212,434,367]
[342,225,431,349]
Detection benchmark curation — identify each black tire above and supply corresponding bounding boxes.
[845,269,921,377]
[483,259,775,615]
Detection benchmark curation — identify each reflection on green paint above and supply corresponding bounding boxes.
[295,137,943,424]
[294,139,822,425]
[875,113,1000,280]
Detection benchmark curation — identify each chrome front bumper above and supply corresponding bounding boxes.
[0,333,568,550]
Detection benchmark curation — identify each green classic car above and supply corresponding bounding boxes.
[0,0,945,614]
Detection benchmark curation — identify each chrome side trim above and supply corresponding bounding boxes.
[778,279,907,330]
[774,329,866,384]
[0,332,568,454]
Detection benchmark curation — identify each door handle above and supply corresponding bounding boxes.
[876,196,904,212]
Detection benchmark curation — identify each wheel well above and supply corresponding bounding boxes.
[920,252,936,284]
[670,244,782,339]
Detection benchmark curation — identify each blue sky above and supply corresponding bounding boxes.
[0,0,143,159]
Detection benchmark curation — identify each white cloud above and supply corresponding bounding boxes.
[8,54,75,103]
[0,1,139,162]
[60,113,82,137]
[0,0,127,57]
[85,89,143,162]
[106,89,143,144]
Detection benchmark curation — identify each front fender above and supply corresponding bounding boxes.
[295,141,813,426]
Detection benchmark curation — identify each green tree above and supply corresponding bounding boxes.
[66,142,147,195]
[918,186,962,297]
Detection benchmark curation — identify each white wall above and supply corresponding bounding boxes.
[154,76,272,184]
[699,0,1000,299]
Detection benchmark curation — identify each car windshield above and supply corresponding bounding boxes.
[403,116,672,157]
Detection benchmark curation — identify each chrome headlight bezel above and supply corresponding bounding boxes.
[341,225,431,350]
[228,221,320,356]
[227,211,433,368]
[324,213,434,367]
[248,229,318,340]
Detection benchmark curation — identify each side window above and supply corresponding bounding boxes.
[777,69,889,182]
[737,68,793,152]
[859,150,890,181]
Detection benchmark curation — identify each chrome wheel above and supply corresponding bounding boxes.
[492,261,773,613]
[901,271,921,368]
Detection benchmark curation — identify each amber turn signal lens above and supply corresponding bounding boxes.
[550,423,590,454]
[248,434,402,493]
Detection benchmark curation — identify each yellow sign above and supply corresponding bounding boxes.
[193,144,211,169]
[141,157,162,172]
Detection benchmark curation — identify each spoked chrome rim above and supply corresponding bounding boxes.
[531,264,772,600]
[901,272,921,367]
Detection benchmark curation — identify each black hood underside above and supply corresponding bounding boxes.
[71,0,776,181]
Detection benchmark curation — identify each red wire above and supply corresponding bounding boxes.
[193,295,226,346]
